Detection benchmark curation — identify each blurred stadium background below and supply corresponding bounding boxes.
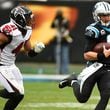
[0,0,110,110]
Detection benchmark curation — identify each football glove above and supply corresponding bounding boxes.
[34,42,45,53]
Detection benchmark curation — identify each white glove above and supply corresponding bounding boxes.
[34,42,45,53]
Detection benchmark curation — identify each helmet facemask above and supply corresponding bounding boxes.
[25,14,35,29]
[98,13,110,26]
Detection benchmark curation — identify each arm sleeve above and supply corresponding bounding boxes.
[0,24,13,36]
[84,26,99,52]
[0,25,13,42]
[84,37,97,52]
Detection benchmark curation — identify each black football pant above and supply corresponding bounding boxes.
[71,66,110,110]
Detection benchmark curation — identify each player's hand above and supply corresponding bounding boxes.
[34,42,45,53]
[64,35,73,43]
[103,45,110,57]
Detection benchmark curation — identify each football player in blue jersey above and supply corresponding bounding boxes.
[59,1,110,110]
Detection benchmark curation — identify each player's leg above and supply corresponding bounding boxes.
[59,63,103,103]
[95,69,110,110]
[59,62,103,88]
[71,75,96,103]
[3,92,24,110]
[0,73,24,110]
[59,72,96,102]
[95,93,109,110]
[59,74,77,88]
[0,89,10,99]
[0,65,24,110]
[61,45,69,74]
[0,89,24,110]
[55,44,62,74]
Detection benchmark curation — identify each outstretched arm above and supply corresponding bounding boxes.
[24,40,45,57]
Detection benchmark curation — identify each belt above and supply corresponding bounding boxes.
[0,64,4,66]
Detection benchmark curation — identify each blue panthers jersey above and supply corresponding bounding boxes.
[85,22,110,51]
[84,21,110,64]
[85,22,110,41]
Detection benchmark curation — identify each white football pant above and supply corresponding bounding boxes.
[0,64,24,94]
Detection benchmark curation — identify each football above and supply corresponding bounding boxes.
[93,42,110,53]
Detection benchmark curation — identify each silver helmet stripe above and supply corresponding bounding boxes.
[103,2,109,12]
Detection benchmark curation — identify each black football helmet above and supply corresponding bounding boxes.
[10,5,34,29]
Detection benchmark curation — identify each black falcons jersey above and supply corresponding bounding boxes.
[84,21,110,64]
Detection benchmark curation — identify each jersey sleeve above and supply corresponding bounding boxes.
[84,25,99,52]
[0,23,19,37]
[84,38,97,52]
[0,24,13,36]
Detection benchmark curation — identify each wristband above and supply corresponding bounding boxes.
[28,49,38,57]
[97,53,106,60]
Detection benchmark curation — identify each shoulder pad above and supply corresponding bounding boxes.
[85,24,99,38]
[0,22,21,36]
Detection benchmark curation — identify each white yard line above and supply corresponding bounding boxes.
[21,102,110,109]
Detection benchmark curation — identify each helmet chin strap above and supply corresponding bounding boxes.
[100,20,110,26]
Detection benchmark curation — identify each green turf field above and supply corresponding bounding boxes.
[16,62,85,74]
[0,63,110,110]
[0,81,109,110]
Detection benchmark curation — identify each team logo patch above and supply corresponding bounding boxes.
[14,7,25,17]
[100,30,106,35]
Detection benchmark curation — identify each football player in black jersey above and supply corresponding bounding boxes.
[59,1,110,110]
